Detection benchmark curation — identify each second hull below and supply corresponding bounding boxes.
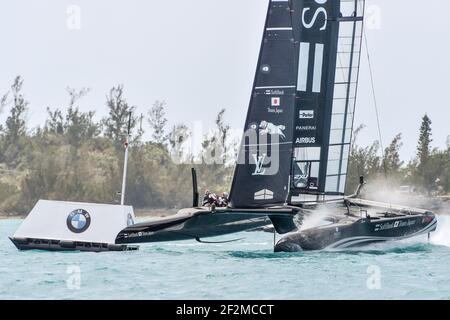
[275,214,437,252]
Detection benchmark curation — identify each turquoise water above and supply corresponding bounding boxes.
[1,216,450,300]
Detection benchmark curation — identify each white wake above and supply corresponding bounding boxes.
[430,215,450,247]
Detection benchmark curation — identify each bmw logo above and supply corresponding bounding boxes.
[67,209,91,233]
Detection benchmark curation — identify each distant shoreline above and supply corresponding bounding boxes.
[0,208,178,220]
[0,214,25,220]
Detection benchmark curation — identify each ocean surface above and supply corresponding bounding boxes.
[1,216,450,300]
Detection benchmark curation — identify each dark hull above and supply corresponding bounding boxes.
[10,237,139,252]
[116,208,297,244]
[274,214,437,252]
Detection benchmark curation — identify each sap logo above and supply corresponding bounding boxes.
[302,0,328,31]
[252,154,267,176]
[300,110,314,119]
[296,137,316,144]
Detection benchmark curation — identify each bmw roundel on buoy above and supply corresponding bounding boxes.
[67,209,91,233]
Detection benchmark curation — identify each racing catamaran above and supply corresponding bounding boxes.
[116,0,437,250]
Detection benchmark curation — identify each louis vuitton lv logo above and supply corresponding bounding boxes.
[252,154,267,176]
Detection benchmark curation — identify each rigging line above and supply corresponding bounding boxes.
[288,0,297,43]
[363,26,388,179]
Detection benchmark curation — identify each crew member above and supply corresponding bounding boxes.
[202,190,217,207]
[218,192,229,207]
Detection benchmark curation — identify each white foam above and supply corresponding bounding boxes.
[300,206,335,231]
[430,215,450,247]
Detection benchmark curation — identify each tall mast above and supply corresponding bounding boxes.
[120,112,132,205]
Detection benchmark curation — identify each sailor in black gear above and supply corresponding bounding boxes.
[202,190,218,207]
[218,192,229,207]
[202,190,211,206]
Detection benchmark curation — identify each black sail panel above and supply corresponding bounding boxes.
[230,0,298,208]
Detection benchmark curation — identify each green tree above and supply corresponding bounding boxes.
[103,85,138,148]
[3,76,28,145]
[148,100,168,145]
[45,88,100,148]
[66,88,100,145]
[202,109,230,165]
[417,114,432,166]
[168,124,190,164]
[199,109,234,193]
[0,91,7,115]
[346,125,383,193]
[0,92,9,142]
[215,108,230,163]
[383,133,403,175]
[45,107,64,134]
[0,76,29,166]
[416,114,433,192]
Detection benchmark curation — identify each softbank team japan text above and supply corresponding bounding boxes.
[176,304,275,317]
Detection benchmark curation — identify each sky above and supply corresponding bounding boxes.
[0,0,449,161]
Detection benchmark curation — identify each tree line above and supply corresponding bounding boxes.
[0,76,449,215]
[0,76,233,215]
[347,114,450,196]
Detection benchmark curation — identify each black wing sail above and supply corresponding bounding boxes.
[229,0,300,208]
[230,0,365,208]
[292,0,365,200]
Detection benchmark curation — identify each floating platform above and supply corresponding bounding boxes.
[9,237,138,252]
[10,200,139,252]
